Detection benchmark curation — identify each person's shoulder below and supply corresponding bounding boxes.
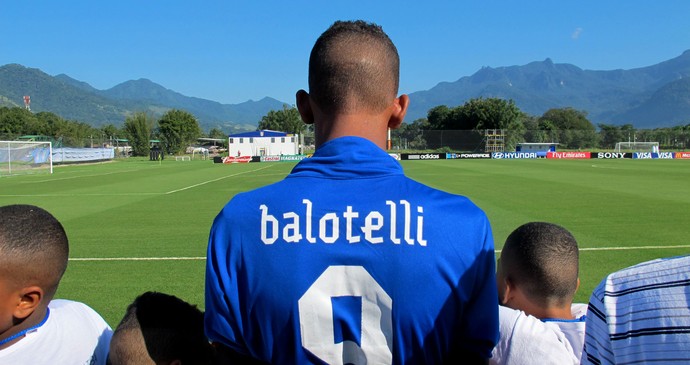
[494,306,578,365]
[571,303,588,318]
[406,178,481,206]
[605,255,690,283]
[48,299,111,330]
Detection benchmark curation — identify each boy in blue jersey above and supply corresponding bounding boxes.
[205,20,498,364]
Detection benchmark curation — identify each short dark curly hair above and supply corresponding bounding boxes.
[108,291,214,365]
[501,222,580,307]
[308,20,400,115]
[0,204,69,298]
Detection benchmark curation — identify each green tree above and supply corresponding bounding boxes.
[538,108,597,148]
[456,97,523,131]
[393,118,429,149]
[124,112,155,156]
[257,104,304,135]
[597,123,624,149]
[157,109,202,155]
[426,105,452,130]
[0,107,36,136]
[427,98,524,131]
[434,98,526,150]
[101,124,122,140]
[207,127,228,148]
[208,127,227,140]
[61,120,98,147]
[34,111,65,137]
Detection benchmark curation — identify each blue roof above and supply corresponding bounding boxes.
[229,130,288,138]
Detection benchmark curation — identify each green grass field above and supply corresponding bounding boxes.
[1,157,689,326]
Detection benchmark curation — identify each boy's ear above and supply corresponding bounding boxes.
[296,89,314,125]
[14,286,43,319]
[387,94,409,130]
[500,277,515,305]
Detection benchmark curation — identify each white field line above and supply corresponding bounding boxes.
[0,193,161,197]
[69,257,205,262]
[165,165,274,194]
[1,165,276,197]
[496,244,690,254]
[71,244,690,262]
[28,169,141,184]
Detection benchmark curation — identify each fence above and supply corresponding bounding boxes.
[3,128,689,154]
[389,129,689,152]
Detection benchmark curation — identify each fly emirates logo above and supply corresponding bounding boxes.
[260,199,427,246]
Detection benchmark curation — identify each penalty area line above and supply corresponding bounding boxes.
[165,165,275,194]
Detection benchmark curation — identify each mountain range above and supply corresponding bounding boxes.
[406,50,690,128]
[1,50,690,131]
[0,64,283,133]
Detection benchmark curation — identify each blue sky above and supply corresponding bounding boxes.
[2,1,688,105]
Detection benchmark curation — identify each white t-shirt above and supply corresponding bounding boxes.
[543,303,588,362]
[491,304,587,365]
[0,299,112,365]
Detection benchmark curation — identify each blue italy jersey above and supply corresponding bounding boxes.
[205,136,498,364]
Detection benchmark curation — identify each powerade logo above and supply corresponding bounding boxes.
[459,153,491,159]
[492,152,537,159]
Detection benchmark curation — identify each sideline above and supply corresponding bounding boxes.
[71,244,690,262]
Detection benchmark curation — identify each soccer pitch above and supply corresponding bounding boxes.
[1,158,688,326]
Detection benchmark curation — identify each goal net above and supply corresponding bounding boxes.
[614,141,659,153]
[0,141,53,176]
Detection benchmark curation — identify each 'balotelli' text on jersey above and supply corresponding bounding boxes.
[260,198,427,246]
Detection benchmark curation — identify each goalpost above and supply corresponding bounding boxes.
[0,141,53,176]
[614,141,659,153]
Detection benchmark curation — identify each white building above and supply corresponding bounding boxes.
[228,130,300,157]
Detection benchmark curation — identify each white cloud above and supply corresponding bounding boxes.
[572,27,583,40]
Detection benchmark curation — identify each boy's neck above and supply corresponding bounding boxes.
[530,305,575,321]
[0,306,49,350]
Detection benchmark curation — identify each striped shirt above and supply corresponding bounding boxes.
[582,255,690,365]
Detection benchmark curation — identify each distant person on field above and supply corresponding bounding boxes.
[204,20,498,364]
[582,255,690,364]
[107,291,215,365]
[0,204,112,364]
[492,222,587,365]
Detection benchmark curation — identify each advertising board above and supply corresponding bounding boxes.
[491,152,538,159]
[401,153,446,160]
[546,152,591,159]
